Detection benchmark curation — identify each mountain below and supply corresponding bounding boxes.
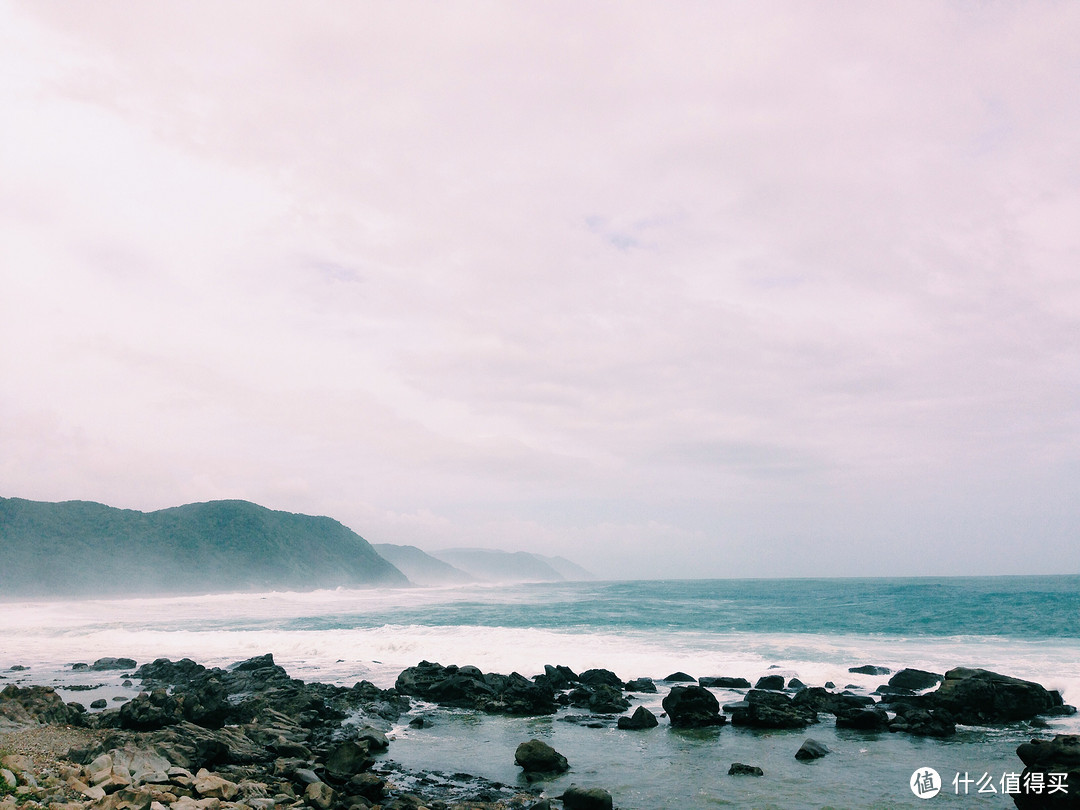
[0,497,409,598]
[534,553,596,581]
[371,543,477,587]
[430,548,593,583]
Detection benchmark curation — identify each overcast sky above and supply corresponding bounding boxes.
[2,1,1079,579]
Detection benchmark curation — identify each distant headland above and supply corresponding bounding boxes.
[0,497,594,599]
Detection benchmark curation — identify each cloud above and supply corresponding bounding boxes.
[2,1,1079,576]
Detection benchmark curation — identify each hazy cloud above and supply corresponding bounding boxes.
[2,1,1079,577]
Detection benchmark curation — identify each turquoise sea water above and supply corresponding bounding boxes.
[277,575,1080,638]
[3,575,1079,808]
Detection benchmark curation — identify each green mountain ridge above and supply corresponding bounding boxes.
[371,543,477,587]
[0,496,409,598]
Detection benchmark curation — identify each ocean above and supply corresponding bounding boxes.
[3,576,1079,809]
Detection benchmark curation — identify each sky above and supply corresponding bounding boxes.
[2,1,1079,580]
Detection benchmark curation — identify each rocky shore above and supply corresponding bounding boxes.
[1,656,1077,809]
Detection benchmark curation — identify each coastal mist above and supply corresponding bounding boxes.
[4,577,1079,808]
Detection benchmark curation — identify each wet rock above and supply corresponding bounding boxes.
[90,699,108,710]
[795,739,830,760]
[699,676,751,689]
[354,726,389,751]
[791,686,874,715]
[849,665,890,676]
[874,685,915,698]
[728,689,816,729]
[928,668,1064,724]
[663,672,696,682]
[135,659,208,686]
[728,763,764,776]
[887,703,955,737]
[787,678,806,690]
[617,706,658,730]
[559,784,613,810]
[533,665,576,691]
[888,668,943,691]
[1014,735,1080,810]
[662,685,725,728]
[587,684,630,714]
[395,662,555,715]
[91,658,138,671]
[623,678,657,693]
[834,707,890,731]
[514,740,569,775]
[577,669,623,689]
[754,675,786,690]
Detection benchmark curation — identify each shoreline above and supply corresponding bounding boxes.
[2,653,1078,810]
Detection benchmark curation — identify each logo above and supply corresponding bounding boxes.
[911,767,942,799]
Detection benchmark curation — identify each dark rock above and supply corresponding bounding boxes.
[514,739,568,774]
[135,658,209,686]
[888,668,943,691]
[728,689,816,729]
[231,653,276,672]
[588,684,630,714]
[0,684,84,725]
[345,772,385,801]
[8,665,27,672]
[848,665,890,676]
[407,717,428,728]
[395,661,555,715]
[699,676,751,689]
[928,668,1062,724]
[119,689,183,730]
[500,672,557,715]
[617,706,658,730]
[324,741,374,779]
[663,672,696,682]
[824,681,836,689]
[533,665,576,691]
[792,686,875,715]
[795,738,830,760]
[787,678,806,690]
[624,678,657,693]
[90,699,108,710]
[1014,735,1080,810]
[662,685,725,728]
[147,720,269,769]
[728,763,764,776]
[874,685,915,697]
[71,663,89,671]
[568,687,594,708]
[835,707,890,731]
[91,657,137,671]
[355,726,389,751]
[578,669,623,689]
[754,675,785,690]
[887,703,955,737]
[559,784,613,810]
